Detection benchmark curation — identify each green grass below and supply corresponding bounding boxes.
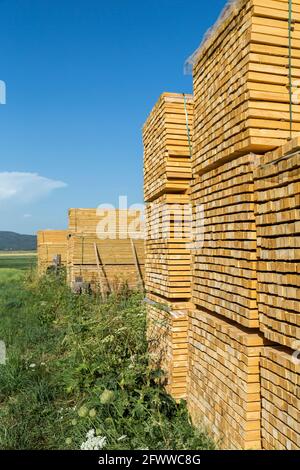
[0,268,26,283]
[0,271,214,450]
[0,252,36,271]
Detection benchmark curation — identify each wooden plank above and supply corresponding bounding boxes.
[130,238,144,289]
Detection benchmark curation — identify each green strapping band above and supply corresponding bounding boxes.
[288,0,293,139]
[183,93,193,158]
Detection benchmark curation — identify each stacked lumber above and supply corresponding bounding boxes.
[144,93,194,400]
[145,193,192,299]
[69,208,144,238]
[146,294,191,400]
[192,154,259,328]
[37,230,68,274]
[143,93,193,202]
[188,309,266,450]
[261,346,300,450]
[191,0,300,175]
[68,235,144,266]
[183,0,300,449]
[254,138,300,349]
[67,209,145,292]
[69,265,143,293]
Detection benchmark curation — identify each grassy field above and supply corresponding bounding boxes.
[0,251,37,256]
[0,251,36,271]
[0,269,214,450]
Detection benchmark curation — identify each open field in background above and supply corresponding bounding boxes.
[0,251,37,271]
[0,251,37,256]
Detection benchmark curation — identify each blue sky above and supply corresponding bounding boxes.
[0,0,226,234]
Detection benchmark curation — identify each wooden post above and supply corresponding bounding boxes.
[130,238,144,290]
[93,243,111,298]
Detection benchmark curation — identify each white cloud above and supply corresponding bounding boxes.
[0,172,67,204]
[23,213,32,218]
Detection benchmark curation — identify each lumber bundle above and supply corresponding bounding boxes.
[146,294,191,400]
[254,138,300,349]
[37,230,68,274]
[143,93,193,202]
[145,194,192,299]
[261,346,300,450]
[68,208,144,238]
[191,0,300,174]
[67,213,145,293]
[68,235,144,266]
[68,265,143,293]
[144,93,194,400]
[188,309,267,450]
[192,154,259,328]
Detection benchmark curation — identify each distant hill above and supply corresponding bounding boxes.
[0,231,37,251]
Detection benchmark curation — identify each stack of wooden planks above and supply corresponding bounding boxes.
[188,151,266,447]
[143,93,193,202]
[182,0,300,450]
[254,138,300,450]
[147,294,191,399]
[145,194,192,299]
[69,208,144,238]
[67,209,145,293]
[255,138,300,349]
[144,93,194,400]
[261,347,300,450]
[188,309,265,450]
[67,233,144,292]
[37,230,68,274]
[192,154,259,328]
[191,0,300,175]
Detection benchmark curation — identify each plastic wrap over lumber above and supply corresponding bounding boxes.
[190,0,300,174]
[254,137,300,349]
[187,308,268,450]
[143,93,193,202]
[261,346,300,450]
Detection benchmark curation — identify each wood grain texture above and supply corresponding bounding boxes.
[187,308,268,450]
[143,93,193,202]
[37,230,68,274]
[192,0,300,175]
[261,346,300,450]
[254,138,300,349]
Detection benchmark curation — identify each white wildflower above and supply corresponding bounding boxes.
[80,430,107,450]
[29,363,36,368]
